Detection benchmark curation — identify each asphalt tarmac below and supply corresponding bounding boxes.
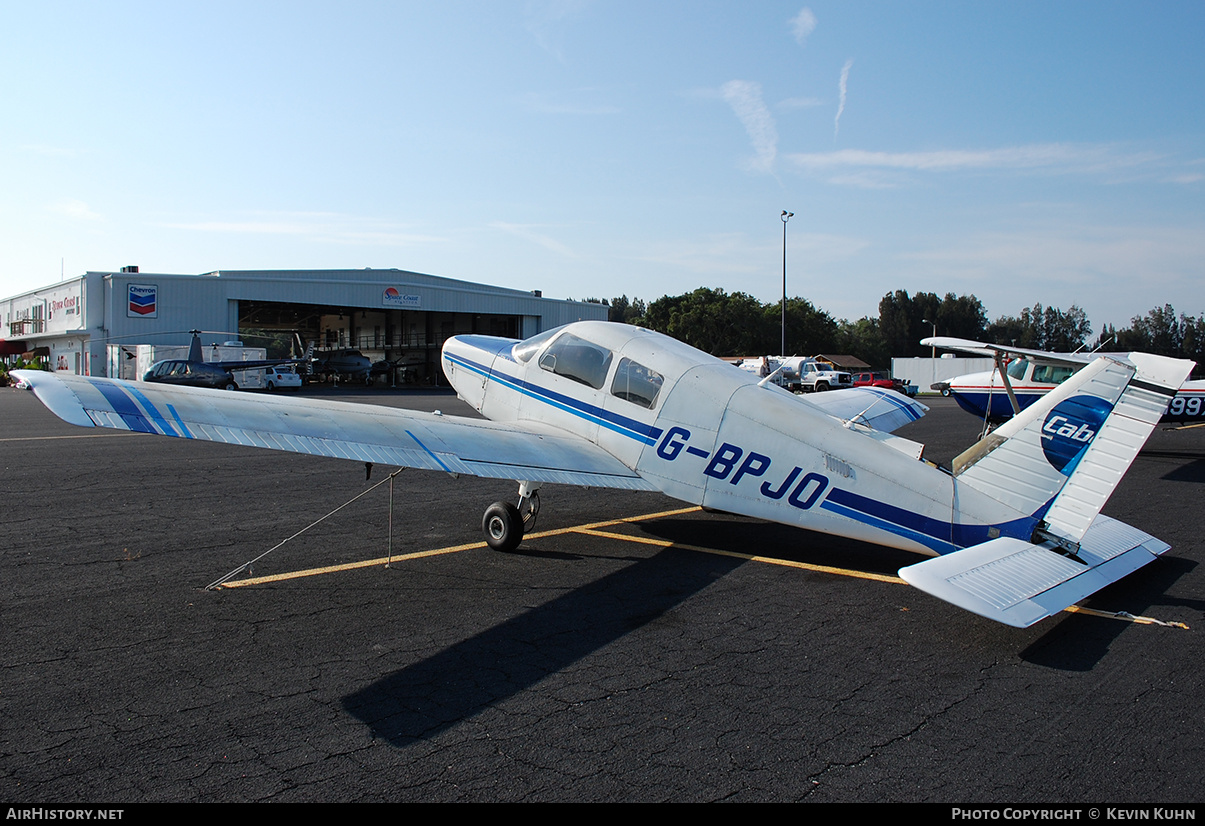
[1,385,1202,803]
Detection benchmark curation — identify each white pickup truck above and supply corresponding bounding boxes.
[791,358,852,393]
[737,356,853,393]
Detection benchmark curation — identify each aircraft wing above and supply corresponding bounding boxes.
[920,336,1097,367]
[801,386,928,433]
[14,371,658,490]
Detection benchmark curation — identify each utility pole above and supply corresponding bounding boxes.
[781,210,793,355]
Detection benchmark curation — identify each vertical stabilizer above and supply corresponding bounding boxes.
[953,353,1191,543]
[902,352,1192,626]
[1039,353,1192,544]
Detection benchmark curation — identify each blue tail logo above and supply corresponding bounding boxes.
[1041,395,1112,475]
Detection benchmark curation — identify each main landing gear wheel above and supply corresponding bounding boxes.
[483,502,523,552]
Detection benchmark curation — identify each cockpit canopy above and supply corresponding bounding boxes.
[511,326,665,410]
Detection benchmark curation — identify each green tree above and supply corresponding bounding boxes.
[643,288,769,355]
[834,316,889,367]
[765,297,839,356]
[879,290,987,357]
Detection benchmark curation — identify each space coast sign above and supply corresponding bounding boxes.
[382,288,421,308]
[127,284,157,318]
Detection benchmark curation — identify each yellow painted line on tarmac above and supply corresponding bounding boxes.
[576,528,905,584]
[215,507,1183,626]
[219,504,703,588]
[222,540,488,586]
[1064,604,1190,628]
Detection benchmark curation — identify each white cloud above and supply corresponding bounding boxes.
[517,90,621,115]
[161,213,445,246]
[834,59,853,138]
[720,80,778,173]
[490,221,577,257]
[896,223,1205,325]
[790,8,817,45]
[524,0,590,62]
[51,199,100,221]
[23,144,77,158]
[786,144,1165,179]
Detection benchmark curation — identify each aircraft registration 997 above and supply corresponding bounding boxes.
[13,321,1194,628]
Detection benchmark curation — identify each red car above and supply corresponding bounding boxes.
[852,371,907,394]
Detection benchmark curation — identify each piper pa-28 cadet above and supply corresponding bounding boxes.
[13,321,1194,628]
[142,330,311,391]
[925,336,1205,426]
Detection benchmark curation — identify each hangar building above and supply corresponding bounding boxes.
[1,267,608,383]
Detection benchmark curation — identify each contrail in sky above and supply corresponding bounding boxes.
[721,80,778,172]
[835,59,853,138]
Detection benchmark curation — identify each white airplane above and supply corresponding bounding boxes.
[924,336,1205,425]
[12,321,1194,628]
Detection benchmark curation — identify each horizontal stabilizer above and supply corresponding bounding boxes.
[898,515,1170,627]
[803,386,928,434]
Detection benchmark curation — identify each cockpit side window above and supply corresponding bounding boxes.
[610,358,663,409]
[1032,364,1074,384]
[537,333,613,389]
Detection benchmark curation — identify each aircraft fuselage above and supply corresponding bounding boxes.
[442,323,1036,557]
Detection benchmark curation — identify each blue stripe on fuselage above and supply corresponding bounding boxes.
[445,352,663,446]
[821,486,1041,555]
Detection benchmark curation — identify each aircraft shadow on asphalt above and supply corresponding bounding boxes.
[340,514,935,747]
[341,540,744,747]
[1019,554,1199,670]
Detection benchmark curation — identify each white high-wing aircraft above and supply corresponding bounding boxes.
[924,336,1205,425]
[13,321,1194,628]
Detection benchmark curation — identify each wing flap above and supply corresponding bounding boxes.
[16,371,657,490]
[899,515,1169,627]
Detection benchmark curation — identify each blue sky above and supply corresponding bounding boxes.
[3,1,1203,333]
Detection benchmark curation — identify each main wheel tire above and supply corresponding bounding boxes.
[483,501,523,552]
[941,387,951,397]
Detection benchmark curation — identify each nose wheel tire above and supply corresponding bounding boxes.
[483,501,523,552]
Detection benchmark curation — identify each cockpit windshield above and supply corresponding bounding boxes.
[1005,358,1030,380]
[537,333,613,389]
[511,325,569,363]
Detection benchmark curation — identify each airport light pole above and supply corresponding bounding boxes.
[923,317,937,359]
[781,210,793,356]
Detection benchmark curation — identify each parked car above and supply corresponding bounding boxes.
[262,365,302,391]
[851,371,908,394]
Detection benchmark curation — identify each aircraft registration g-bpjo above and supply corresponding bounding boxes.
[13,321,1195,628]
